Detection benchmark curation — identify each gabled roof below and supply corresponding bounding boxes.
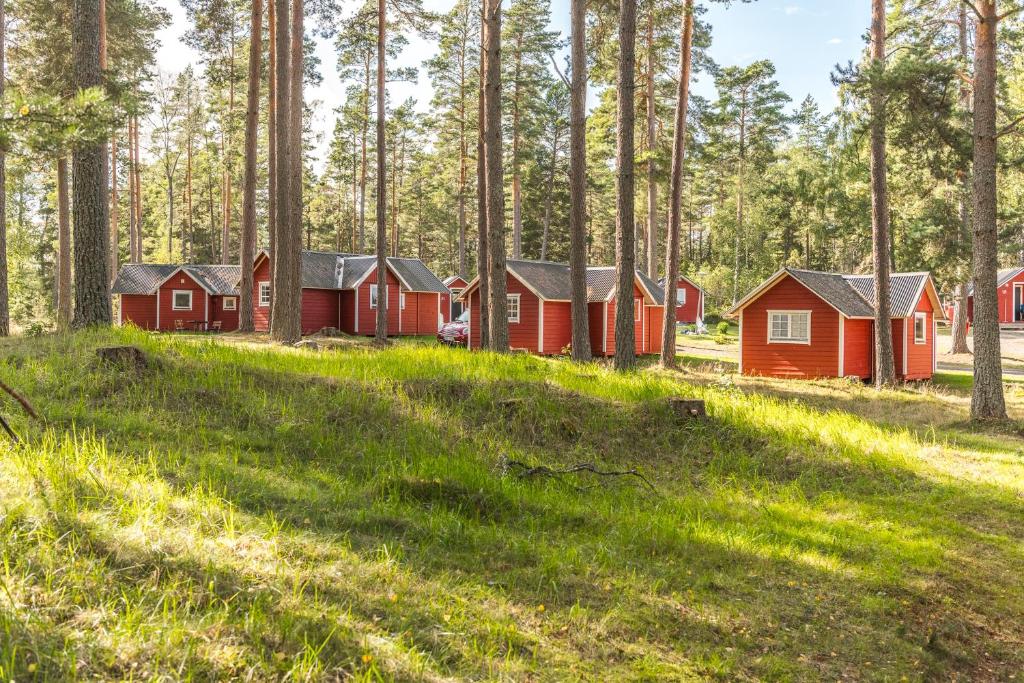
[728,268,945,321]
[967,266,1024,295]
[257,250,446,293]
[460,260,666,305]
[443,275,469,287]
[660,274,706,295]
[112,263,241,296]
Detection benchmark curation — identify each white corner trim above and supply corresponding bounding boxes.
[838,316,845,377]
[538,299,545,353]
[602,301,608,355]
[738,310,744,373]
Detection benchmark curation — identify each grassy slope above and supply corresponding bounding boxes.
[1,328,1023,681]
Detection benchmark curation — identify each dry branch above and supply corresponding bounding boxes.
[502,457,661,496]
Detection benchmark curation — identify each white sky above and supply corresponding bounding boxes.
[154,0,868,171]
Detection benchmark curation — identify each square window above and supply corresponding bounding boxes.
[768,311,810,344]
[172,290,192,311]
[222,297,237,311]
[258,282,271,307]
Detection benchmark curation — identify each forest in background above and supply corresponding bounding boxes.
[4,0,1023,326]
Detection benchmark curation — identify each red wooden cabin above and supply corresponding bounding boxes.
[964,267,1024,324]
[728,268,944,381]
[661,275,705,324]
[458,260,666,357]
[113,264,241,331]
[252,251,450,336]
[443,275,470,320]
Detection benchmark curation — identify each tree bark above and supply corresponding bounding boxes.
[732,94,746,304]
[270,0,300,342]
[483,0,508,351]
[645,4,657,279]
[0,0,8,336]
[511,37,523,259]
[374,0,388,345]
[568,0,590,361]
[540,117,560,261]
[970,0,1006,419]
[476,2,489,348]
[457,20,468,278]
[132,114,143,262]
[949,3,972,357]
[268,0,276,293]
[614,0,637,370]
[659,0,694,368]
[57,158,72,328]
[71,0,111,327]
[870,0,896,386]
[239,0,262,333]
[221,27,237,265]
[360,58,370,253]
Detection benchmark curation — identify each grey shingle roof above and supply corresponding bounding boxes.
[967,267,1024,295]
[112,264,241,296]
[748,268,932,319]
[585,267,616,301]
[296,251,447,292]
[636,271,666,305]
[388,257,449,293]
[507,260,573,300]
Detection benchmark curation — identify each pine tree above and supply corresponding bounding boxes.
[613,0,637,371]
[238,0,261,332]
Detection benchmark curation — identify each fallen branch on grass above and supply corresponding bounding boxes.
[0,378,39,444]
[501,458,661,496]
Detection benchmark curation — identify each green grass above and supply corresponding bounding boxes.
[1,327,1023,680]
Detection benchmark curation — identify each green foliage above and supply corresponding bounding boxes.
[716,320,729,335]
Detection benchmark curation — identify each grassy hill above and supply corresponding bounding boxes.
[0,327,1022,681]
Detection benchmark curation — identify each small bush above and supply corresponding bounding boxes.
[716,321,730,336]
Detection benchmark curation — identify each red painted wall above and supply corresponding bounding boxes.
[158,271,209,331]
[997,270,1024,323]
[740,274,840,378]
[398,292,441,335]
[645,306,665,355]
[672,279,703,324]
[541,301,572,355]
[355,267,401,336]
[842,318,872,379]
[595,284,652,357]
[339,290,356,334]
[892,319,905,378]
[301,289,341,335]
[587,302,607,356]
[467,273,541,352]
[439,293,451,324]
[120,294,158,330]
[901,290,935,380]
[253,257,271,332]
[210,296,240,331]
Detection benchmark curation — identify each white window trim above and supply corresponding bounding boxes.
[507,293,521,324]
[370,283,387,309]
[400,292,406,310]
[634,298,642,322]
[766,310,811,345]
[676,288,686,306]
[258,282,271,307]
[222,297,237,311]
[914,312,927,345]
[172,290,193,311]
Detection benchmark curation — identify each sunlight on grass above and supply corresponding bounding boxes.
[0,327,1021,679]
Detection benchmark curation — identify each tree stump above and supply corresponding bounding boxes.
[96,346,149,372]
[668,398,706,419]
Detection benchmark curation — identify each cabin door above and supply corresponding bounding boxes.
[1015,284,1024,322]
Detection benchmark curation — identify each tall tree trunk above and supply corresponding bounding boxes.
[239,0,262,332]
[950,2,972,356]
[659,0,694,368]
[483,0,508,351]
[374,0,388,345]
[57,158,72,328]
[390,136,398,257]
[457,33,468,278]
[511,39,523,259]
[222,33,237,264]
[0,0,8,336]
[268,0,276,291]
[127,119,137,262]
[970,0,1006,418]
[540,118,560,261]
[732,97,746,303]
[270,0,298,342]
[870,0,896,386]
[71,0,111,327]
[360,58,370,253]
[166,175,175,258]
[568,0,590,360]
[476,3,489,349]
[132,114,143,261]
[645,5,657,279]
[614,0,637,370]
[351,132,358,252]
